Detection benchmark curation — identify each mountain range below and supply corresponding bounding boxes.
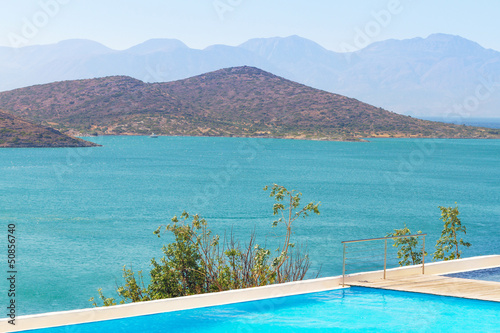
[0,33,499,118]
[0,66,497,141]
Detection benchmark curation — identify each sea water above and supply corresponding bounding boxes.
[0,137,499,315]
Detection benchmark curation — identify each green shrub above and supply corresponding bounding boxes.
[90,184,320,306]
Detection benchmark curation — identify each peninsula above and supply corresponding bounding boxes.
[0,109,99,148]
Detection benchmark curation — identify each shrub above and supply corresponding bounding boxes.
[90,184,320,306]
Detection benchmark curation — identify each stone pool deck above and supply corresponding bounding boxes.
[347,274,500,302]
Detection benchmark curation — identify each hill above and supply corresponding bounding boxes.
[0,66,498,141]
[0,109,99,148]
[0,34,499,118]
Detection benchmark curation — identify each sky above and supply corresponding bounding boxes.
[0,0,499,52]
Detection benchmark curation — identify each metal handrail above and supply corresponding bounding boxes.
[341,233,427,244]
[342,233,427,286]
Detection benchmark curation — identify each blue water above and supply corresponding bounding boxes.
[0,137,499,316]
[22,287,500,332]
[446,266,500,282]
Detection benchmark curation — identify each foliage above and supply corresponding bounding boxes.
[149,219,206,298]
[264,184,321,282]
[90,184,320,307]
[386,204,472,266]
[433,204,471,261]
[89,267,149,306]
[387,225,426,266]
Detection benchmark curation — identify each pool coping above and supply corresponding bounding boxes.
[2,254,499,332]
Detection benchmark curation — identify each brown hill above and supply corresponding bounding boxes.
[0,109,99,148]
[0,66,497,140]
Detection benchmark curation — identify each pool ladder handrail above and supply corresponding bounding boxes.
[341,233,427,287]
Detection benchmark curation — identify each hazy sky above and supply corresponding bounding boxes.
[0,0,499,52]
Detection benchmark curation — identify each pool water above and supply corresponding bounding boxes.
[23,287,500,332]
[446,266,500,282]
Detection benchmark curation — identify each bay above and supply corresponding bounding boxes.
[0,136,498,315]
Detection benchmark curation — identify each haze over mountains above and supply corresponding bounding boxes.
[0,34,499,118]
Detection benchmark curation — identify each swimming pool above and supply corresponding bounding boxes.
[446,266,500,282]
[22,287,500,332]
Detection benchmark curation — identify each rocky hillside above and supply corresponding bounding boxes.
[0,66,497,141]
[0,109,99,148]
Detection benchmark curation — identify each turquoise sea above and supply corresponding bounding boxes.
[1,136,499,316]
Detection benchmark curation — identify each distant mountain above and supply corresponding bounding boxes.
[0,38,275,93]
[0,34,499,118]
[239,35,345,89]
[240,34,500,118]
[330,34,500,118]
[0,66,497,141]
[0,109,98,148]
[125,38,189,55]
